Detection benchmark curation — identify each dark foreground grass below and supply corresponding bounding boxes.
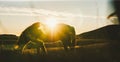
[0,41,120,62]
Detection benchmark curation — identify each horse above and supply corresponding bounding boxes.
[14,22,76,54]
[14,22,47,54]
[45,23,76,51]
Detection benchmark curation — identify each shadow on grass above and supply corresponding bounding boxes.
[0,41,120,62]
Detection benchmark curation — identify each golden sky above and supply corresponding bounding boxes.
[0,0,116,36]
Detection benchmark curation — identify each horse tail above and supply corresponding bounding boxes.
[70,26,76,50]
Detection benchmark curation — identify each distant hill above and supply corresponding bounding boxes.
[77,25,120,40]
[0,34,18,44]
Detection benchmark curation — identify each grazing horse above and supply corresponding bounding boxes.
[14,22,47,54]
[14,22,76,54]
[46,23,76,51]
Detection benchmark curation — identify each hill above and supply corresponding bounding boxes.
[77,25,120,40]
[0,34,18,44]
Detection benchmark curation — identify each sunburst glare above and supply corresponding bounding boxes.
[44,17,58,29]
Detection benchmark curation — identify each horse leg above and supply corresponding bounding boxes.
[36,40,47,55]
[62,36,75,51]
[63,43,68,51]
[69,30,76,51]
[40,45,47,55]
[21,41,31,54]
[70,37,76,51]
[62,39,69,51]
[37,47,40,55]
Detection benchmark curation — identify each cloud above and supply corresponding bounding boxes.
[0,7,82,17]
[0,6,106,19]
[0,0,82,1]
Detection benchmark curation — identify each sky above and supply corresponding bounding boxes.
[0,0,117,36]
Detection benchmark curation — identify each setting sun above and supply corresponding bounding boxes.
[44,17,58,28]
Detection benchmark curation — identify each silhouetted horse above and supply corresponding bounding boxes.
[14,22,76,54]
[14,22,47,54]
[46,23,76,51]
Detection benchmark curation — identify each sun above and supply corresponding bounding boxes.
[44,17,58,28]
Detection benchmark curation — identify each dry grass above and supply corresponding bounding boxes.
[0,39,120,62]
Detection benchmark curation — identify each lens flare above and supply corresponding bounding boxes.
[44,17,58,28]
[43,17,59,41]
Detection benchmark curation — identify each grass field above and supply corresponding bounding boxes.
[0,39,120,62]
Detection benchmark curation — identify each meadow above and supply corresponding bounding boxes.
[0,39,120,62]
